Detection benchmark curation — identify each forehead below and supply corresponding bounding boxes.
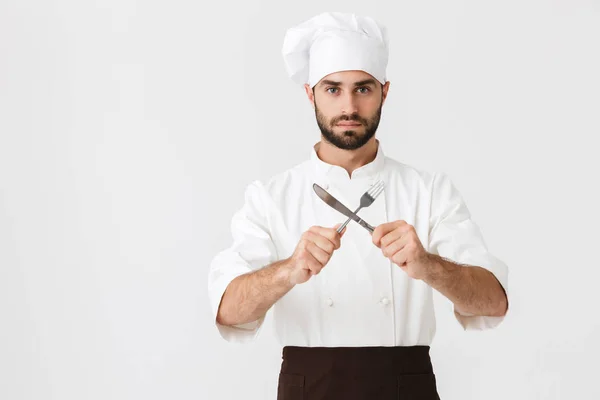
[316,70,377,86]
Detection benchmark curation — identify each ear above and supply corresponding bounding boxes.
[381,81,390,105]
[304,83,315,109]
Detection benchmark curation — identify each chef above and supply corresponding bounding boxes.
[208,12,509,400]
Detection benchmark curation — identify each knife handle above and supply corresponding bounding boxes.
[358,219,375,234]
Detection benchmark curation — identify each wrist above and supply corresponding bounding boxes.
[422,253,447,283]
[275,258,295,287]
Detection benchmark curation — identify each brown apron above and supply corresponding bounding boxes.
[277,346,441,400]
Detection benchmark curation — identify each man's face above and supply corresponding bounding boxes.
[305,70,390,150]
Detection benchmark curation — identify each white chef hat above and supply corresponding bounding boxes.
[282,12,389,88]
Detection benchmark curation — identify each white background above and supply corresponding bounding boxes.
[1,1,599,399]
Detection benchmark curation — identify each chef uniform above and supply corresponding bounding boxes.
[208,12,509,400]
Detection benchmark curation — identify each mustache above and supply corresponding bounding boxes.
[331,114,368,126]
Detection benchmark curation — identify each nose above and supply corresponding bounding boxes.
[340,91,358,115]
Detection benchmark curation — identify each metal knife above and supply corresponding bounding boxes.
[312,183,375,233]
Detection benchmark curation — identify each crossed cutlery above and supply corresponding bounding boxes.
[312,180,384,234]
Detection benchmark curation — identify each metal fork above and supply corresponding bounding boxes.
[337,180,385,233]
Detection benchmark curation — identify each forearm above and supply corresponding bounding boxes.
[423,253,508,317]
[216,258,294,326]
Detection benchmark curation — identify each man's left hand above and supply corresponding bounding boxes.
[372,221,432,280]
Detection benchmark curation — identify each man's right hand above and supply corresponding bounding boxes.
[283,224,346,285]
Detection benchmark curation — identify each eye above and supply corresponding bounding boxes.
[356,87,370,94]
[326,87,339,94]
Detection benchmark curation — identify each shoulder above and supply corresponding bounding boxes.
[383,156,438,187]
[382,156,462,205]
[244,159,313,204]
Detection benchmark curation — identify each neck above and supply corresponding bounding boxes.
[316,137,378,178]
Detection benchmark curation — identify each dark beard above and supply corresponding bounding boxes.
[315,100,382,151]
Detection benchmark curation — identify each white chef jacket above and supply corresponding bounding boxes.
[208,140,509,346]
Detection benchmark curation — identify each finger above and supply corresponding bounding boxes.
[310,225,342,247]
[381,236,404,259]
[298,248,322,275]
[304,231,336,254]
[380,229,403,249]
[380,224,412,248]
[305,252,324,275]
[333,223,347,239]
[307,241,330,266]
[308,226,341,251]
[372,222,397,247]
[392,248,408,267]
[373,221,409,247]
[303,227,335,253]
[333,223,346,234]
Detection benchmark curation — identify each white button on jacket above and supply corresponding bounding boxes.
[208,140,509,346]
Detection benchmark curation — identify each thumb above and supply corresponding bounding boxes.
[333,223,347,236]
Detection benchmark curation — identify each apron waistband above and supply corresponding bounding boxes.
[281,345,434,376]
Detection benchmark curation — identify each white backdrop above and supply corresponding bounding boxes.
[1,1,599,399]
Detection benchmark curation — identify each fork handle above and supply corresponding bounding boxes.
[337,206,362,233]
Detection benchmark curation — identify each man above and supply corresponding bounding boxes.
[208,12,509,400]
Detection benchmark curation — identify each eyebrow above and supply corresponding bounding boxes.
[319,78,377,87]
[353,79,377,87]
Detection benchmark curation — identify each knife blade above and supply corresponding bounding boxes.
[312,183,375,233]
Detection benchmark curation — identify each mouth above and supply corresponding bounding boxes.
[336,122,362,127]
